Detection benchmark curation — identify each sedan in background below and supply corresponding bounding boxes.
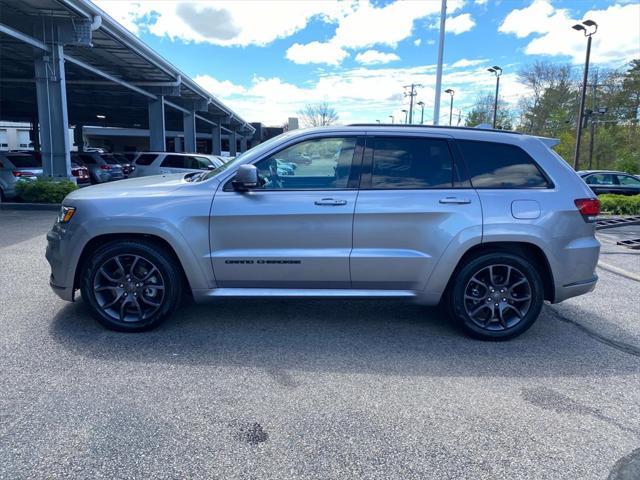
[130,152,227,178]
[111,153,136,177]
[71,152,125,184]
[0,152,42,201]
[578,170,640,196]
[71,162,91,187]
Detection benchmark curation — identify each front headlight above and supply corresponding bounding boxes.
[57,206,76,224]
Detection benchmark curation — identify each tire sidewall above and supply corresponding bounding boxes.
[80,241,181,332]
[450,253,544,340]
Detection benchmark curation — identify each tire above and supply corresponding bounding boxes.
[447,252,544,341]
[80,240,183,332]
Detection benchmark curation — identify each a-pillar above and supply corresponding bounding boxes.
[34,44,71,178]
[183,110,196,153]
[211,122,221,155]
[229,130,237,156]
[148,96,166,151]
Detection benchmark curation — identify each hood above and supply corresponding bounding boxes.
[66,173,186,201]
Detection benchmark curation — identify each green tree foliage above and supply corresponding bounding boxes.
[465,93,513,130]
[515,60,640,171]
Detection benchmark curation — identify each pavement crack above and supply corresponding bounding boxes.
[546,306,640,358]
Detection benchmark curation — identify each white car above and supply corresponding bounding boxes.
[130,152,228,178]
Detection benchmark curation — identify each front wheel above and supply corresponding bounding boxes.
[80,240,183,332]
[447,252,544,340]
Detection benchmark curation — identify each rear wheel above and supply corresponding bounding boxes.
[447,252,544,340]
[80,240,183,332]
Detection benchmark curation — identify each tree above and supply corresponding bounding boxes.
[297,101,339,127]
[465,93,513,130]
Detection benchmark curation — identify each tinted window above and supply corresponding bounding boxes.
[370,137,453,189]
[161,155,187,168]
[101,155,120,165]
[79,154,96,164]
[7,155,40,168]
[135,154,158,166]
[458,140,549,188]
[253,137,356,190]
[616,175,640,186]
[585,173,616,185]
[185,156,215,170]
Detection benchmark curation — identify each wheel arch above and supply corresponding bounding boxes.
[73,233,192,295]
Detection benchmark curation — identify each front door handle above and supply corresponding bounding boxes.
[315,198,347,206]
[439,197,471,205]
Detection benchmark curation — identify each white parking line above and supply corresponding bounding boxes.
[597,261,640,282]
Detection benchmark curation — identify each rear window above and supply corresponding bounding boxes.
[6,155,40,168]
[101,155,120,165]
[458,140,549,188]
[78,154,96,164]
[135,154,158,166]
[370,137,454,189]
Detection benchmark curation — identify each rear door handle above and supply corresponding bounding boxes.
[315,198,347,206]
[439,197,471,205]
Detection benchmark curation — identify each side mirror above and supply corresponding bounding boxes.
[232,164,259,191]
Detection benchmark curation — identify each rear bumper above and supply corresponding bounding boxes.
[49,276,75,301]
[553,275,598,303]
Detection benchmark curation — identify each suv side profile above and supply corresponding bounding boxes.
[46,126,600,340]
[129,152,227,178]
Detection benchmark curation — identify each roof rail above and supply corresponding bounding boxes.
[346,124,523,135]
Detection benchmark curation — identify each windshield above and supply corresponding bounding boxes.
[195,130,299,182]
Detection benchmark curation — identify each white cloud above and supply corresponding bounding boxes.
[475,0,489,5]
[355,50,400,65]
[192,75,246,97]
[450,58,488,68]
[286,41,348,65]
[499,1,640,64]
[93,0,348,46]
[414,38,422,47]
[446,13,476,35]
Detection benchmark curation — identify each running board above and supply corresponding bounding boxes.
[204,288,416,298]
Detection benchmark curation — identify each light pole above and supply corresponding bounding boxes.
[401,109,408,124]
[444,89,455,126]
[389,115,394,124]
[417,101,425,124]
[572,19,598,170]
[487,66,502,128]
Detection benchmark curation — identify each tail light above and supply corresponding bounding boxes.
[100,164,112,171]
[72,169,79,177]
[574,198,600,222]
[12,170,35,177]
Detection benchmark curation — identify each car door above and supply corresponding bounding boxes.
[210,135,364,289]
[615,174,640,195]
[351,134,481,291]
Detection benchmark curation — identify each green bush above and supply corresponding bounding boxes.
[598,194,640,216]
[15,178,78,204]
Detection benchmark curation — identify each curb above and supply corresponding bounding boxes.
[0,202,61,211]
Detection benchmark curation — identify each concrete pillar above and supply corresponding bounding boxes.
[183,110,196,152]
[229,130,237,156]
[73,125,84,152]
[34,44,71,178]
[211,122,221,155]
[240,136,248,153]
[174,137,183,152]
[148,96,166,151]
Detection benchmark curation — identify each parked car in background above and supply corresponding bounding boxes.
[71,152,125,184]
[48,125,601,340]
[578,170,640,196]
[111,153,136,177]
[71,162,91,187]
[130,152,227,178]
[0,152,42,201]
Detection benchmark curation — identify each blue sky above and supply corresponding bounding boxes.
[95,0,640,126]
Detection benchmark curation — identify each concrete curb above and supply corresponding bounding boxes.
[0,202,61,211]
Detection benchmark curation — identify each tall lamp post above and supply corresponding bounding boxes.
[389,115,394,124]
[487,66,502,128]
[572,19,598,170]
[444,89,455,126]
[417,101,425,124]
[401,109,408,124]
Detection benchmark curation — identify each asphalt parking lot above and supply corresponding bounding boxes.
[1,209,639,480]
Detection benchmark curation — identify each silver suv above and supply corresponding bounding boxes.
[46,126,601,340]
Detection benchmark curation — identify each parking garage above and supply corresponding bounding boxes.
[0,0,255,178]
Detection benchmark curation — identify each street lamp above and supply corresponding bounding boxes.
[572,19,598,170]
[417,101,425,124]
[444,89,455,126]
[487,66,502,128]
[401,109,408,124]
[389,115,394,124]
